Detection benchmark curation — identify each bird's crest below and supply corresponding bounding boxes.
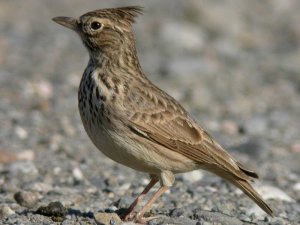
[82,6,143,24]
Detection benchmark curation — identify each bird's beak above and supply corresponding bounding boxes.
[52,16,78,31]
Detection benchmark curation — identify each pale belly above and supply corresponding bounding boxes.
[81,116,198,175]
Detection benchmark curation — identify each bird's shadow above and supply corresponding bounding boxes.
[67,208,95,218]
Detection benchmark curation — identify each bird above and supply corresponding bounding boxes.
[52,6,273,223]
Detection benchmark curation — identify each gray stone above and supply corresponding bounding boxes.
[94,212,122,225]
[36,201,67,219]
[14,191,40,208]
[182,170,204,183]
[0,205,15,218]
[9,161,38,175]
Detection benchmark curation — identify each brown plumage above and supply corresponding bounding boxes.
[52,6,273,223]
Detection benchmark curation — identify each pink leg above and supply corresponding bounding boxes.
[135,185,169,224]
[122,175,158,220]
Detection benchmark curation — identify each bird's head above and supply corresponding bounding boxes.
[52,6,143,56]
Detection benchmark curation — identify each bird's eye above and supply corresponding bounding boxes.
[90,21,102,31]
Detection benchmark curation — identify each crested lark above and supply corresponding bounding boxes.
[53,6,273,223]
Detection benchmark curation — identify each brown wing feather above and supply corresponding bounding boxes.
[132,119,249,181]
[126,85,250,180]
[126,85,202,144]
[236,161,259,179]
[125,85,273,215]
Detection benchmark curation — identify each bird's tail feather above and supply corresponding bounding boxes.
[236,161,259,179]
[212,169,273,216]
[229,178,273,216]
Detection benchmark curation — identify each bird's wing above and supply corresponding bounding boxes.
[125,85,251,180]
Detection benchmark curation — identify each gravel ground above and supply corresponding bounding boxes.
[1,0,300,224]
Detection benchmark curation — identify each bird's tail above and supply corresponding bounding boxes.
[229,177,273,216]
[212,169,273,216]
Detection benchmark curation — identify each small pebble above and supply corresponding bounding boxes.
[182,170,204,183]
[94,212,122,225]
[107,206,118,212]
[105,176,118,186]
[257,185,294,202]
[14,191,40,208]
[118,183,131,192]
[16,150,35,161]
[86,186,98,194]
[36,201,67,218]
[293,182,300,191]
[108,192,115,198]
[49,134,63,152]
[53,166,62,174]
[72,167,84,181]
[15,126,28,139]
[36,80,53,99]
[220,120,238,135]
[0,205,15,218]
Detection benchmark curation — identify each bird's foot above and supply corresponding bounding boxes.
[121,211,158,224]
[134,212,159,224]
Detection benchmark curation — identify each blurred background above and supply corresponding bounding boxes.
[0,0,299,224]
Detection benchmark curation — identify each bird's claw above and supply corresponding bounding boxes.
[121,211,158,224]
[135,213,159,224]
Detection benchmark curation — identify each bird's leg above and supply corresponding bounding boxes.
[135,170,174,224]
[135,185,169,224]
[122,174,158,221]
